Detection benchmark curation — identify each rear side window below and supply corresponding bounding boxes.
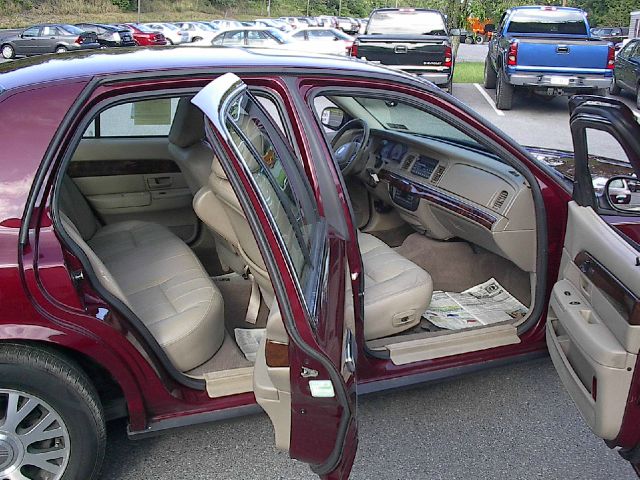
[507,9,588,35]
[83,98,180,138]
[224,92,321,296]
[367,10,446,35]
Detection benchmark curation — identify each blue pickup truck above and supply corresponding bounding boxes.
[484,6,614,110]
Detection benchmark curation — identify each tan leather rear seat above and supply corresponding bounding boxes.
[59,176,225,372]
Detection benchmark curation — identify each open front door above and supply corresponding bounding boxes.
[192,74,358,479]
[547,96,640,467]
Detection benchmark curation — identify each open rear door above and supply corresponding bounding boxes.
[192,74,358,479]
[547,96,640,469]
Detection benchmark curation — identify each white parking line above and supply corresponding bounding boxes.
[473,83,505,117]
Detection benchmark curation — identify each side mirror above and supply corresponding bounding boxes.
[449,28,462,36]
[321,107,345,130]
[604,175,639,212]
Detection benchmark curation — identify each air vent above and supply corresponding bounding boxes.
[401,154,415,170]
[493,190,509,209]
[431,165,446,183]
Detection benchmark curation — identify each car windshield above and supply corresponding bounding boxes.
[162,23,178,31]
[507,9,588,35]
[367,10,446,35]
[268,29,289,43]
[331,29,352,40]
[347,96,484,150]
[60,25,84,35]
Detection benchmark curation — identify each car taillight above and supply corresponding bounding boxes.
[444,45,452,68]
[350,42,358,56]
[507,41,518,66]
[75,36,84,44]
[607,45,615,69]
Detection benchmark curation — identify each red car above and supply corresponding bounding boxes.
[0,48,639,480]
[120,23,167,46]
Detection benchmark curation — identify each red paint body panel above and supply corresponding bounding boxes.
[125,24,167,46]
[0,49,638,472]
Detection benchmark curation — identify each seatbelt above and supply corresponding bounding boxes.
[244,267,261,325]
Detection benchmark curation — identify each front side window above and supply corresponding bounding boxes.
[224,92,321,294]
[22,27,40,38]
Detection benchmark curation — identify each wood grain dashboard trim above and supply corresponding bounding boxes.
[574,251,640,326]
[379,169,498,230]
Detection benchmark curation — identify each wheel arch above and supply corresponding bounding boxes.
[0,334,147,427]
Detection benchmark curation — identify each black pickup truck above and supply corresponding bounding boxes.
[350,8,457,91]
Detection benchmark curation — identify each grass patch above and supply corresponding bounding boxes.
[453,62,483,84]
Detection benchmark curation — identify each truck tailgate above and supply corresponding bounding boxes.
[357,35,448,66]
[516,38,610,72]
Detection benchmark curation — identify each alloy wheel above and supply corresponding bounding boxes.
[0,389,70,480]
[1,45,13,59]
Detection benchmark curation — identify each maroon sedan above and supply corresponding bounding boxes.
[120,23,167,46]
[0,48,639,479]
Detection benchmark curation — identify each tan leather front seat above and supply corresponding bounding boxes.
[358,232,433,340]
[59,176,225,372]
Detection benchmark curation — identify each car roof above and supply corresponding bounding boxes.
[0,47,411,92]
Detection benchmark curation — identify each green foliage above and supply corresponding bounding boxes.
[111,0,131,9]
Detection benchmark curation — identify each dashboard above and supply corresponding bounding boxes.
[361,130,537,273]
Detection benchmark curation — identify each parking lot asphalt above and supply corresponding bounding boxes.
[1,46,637,479]
[454,82,638,159]
[100,357,635,479]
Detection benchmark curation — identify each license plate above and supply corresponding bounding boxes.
[548,76,571,86]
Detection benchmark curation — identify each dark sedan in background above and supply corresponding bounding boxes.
[1,24,100,59]
[612,38,640,108]
[75,23,137,48]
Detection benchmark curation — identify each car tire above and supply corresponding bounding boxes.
[0,343,106,480]
[495,70,513,110]
[166,39,174,45]
[55,46,67,54]
[192,36,202,42]
[1,44,15,59]
[610,77,621,95]
[483,57,497,89]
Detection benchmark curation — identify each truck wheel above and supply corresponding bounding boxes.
[483,58,497,89]
[495,71,514,110]
[610,77,621,95]
[474,35,484,45]
[0,344,106,480]
[55,46,67,54]
[1,44,14,59]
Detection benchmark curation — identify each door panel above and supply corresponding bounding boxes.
[547,201,639,440]
[548,96,640,453]
[193,73,358,477]
[70,137,198,242]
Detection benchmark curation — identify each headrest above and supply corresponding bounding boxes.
[168,97,205,148]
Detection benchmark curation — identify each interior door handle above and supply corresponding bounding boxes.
[148,176,172,189]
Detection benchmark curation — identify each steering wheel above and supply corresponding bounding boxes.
[330,119,370,176]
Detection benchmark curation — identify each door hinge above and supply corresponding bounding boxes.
[301,367,318,378]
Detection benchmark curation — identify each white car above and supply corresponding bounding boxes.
[287,27,354,56]
[254,18,292,32]
[211,27,289,48]
[174,22,218,43]
[143,23,189,45]
[210,20,244,30]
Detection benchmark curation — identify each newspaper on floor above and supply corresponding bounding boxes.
[423,278,528,330]
[234,328,265,363]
